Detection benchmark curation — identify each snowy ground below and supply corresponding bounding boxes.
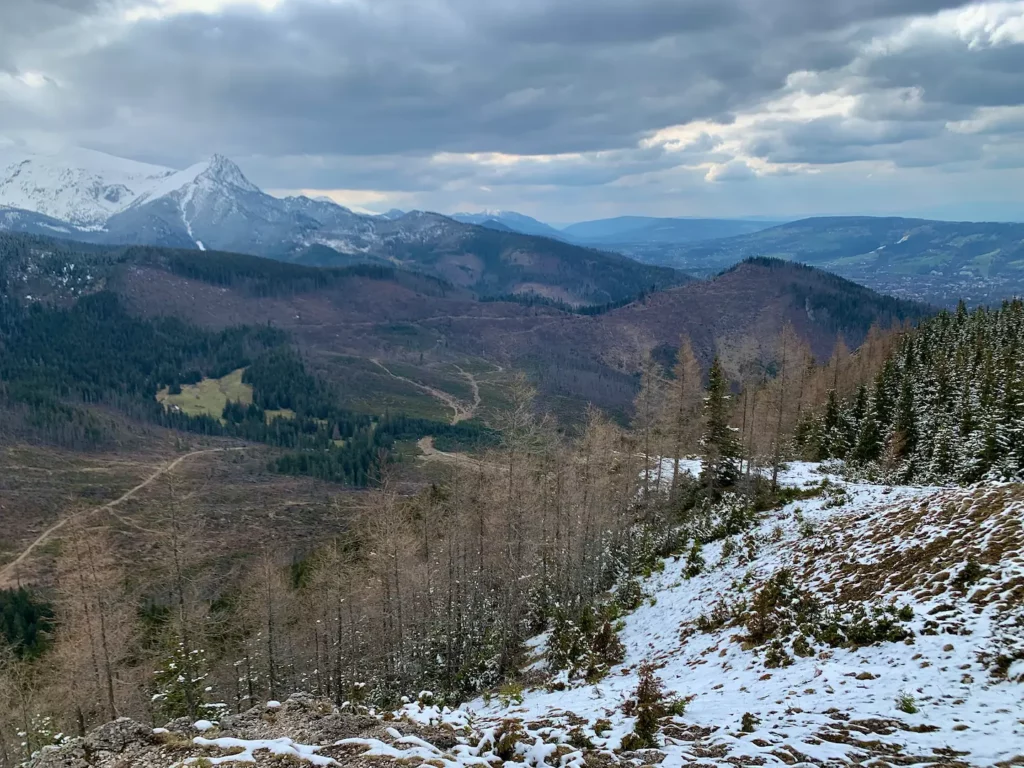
[141,462,1024,767]
[445,462,1024,766]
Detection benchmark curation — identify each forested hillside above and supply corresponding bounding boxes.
[799,299,1024,484]
[0,285,489,482]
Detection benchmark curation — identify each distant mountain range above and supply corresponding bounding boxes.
[449,210,783,247]
[4,148,1024,307]
[558,216,782,245]
[623,216,1024,306]
[450,210,565,239]
[0,149,682,305]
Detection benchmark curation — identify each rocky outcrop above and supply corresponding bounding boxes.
[28,693,460,768]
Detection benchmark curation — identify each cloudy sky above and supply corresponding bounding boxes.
[3,0,1024,221]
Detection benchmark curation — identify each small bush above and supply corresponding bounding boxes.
[567,727,594,750]
[792,634,814,657]
[616,577,644,611]
[952,557,984,591]
[719,538,737,563]
[744,569,820,645]
[895,691,918,714]
[740,712,760,733]
[493,719,528,760]
[620,663,686,750]
[497,682,524,707]
[685,542,705,579]
[764,639,793,669]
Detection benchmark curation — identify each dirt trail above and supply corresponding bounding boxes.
[0,447,241,587]
[371,359,479,424]
[416,437,488,468]
[454,365,482,415]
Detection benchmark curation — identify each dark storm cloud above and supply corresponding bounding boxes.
[0,0,108,72]
[863,43,1024,109]
[11,0,983,164]
[6,0,1024,217]
[252,142,716,192]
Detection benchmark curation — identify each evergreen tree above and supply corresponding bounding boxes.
[818,390,847,460]
[700,357,741,492]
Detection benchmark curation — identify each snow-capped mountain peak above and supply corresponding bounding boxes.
[202,154,260,193]
[0,147,176,227]
[129,153,259,208]
[0,147,265,231]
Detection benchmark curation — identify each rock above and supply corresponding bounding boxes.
[30,718,158,768]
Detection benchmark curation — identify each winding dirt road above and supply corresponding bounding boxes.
[0,447,241,587]
[371,359,481,424]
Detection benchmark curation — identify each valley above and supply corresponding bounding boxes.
[623,217,1024,307]
[7,1,1024,763]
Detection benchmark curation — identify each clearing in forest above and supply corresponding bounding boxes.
[156,368,253,421]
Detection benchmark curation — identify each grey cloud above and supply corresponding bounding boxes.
[247,144,703,192]
[863,43,1024,110]
[12,0,981,164]
[4,0,1024,220]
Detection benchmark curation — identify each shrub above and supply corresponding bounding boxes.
[620,663,686,750]
[493,719,528,760]
[684,542,705,578]
[744,569,821,645]
[548,604,626,682]
[497,682,524,707]
[895,691,918,714]
[741,712,761,733]
[792,634,814,657]
[952,557,984,591]
[616,577,644,611]
[567,728,594,750]
[764,640,793,669]
[719,538,737,563]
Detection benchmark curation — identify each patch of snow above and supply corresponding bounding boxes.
[191,735,336,766]
[192,719,215,732]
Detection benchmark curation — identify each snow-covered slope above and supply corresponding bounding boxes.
[350,463,1024,768]
[0,147,176,227]
[0,147,391,255]
[29,464,1024,767]
[452,464,1024,766]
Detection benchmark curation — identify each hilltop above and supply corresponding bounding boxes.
[627,216,1024,307]
[0,234,927,420]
